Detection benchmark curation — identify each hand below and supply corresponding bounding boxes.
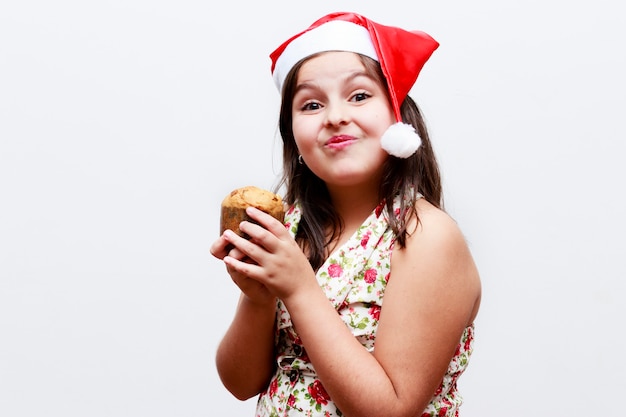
[210,226,274,305]
[221,206,318,302]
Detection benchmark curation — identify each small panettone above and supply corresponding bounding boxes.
[220,186,285,238]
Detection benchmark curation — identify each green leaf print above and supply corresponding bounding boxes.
[460,354,468,367]
[350,315,369,329]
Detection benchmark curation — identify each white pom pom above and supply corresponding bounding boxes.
[380,122,422,158]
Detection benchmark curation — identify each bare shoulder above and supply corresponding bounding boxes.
[390,198,482,324]
[372,199,481,404]
[411,199,468,249]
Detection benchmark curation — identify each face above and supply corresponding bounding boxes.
[291,52,395,189]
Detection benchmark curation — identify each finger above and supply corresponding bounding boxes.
[238,220,282,255]
[245,206,289,237]
[223,229,267,266]
[224,253,264,280]
[228,245,256,264]
[240,208,292,253]
[209,234,233,259]
[228,245,246,261]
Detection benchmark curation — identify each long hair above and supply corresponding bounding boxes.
[275,54,443,270]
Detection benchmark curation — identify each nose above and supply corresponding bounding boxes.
[324,102,349,127]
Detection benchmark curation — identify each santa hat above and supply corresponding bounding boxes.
[270,12,439,158]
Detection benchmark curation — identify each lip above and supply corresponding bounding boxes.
[325,135,357,149]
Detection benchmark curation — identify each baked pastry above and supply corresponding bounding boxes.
[220,186,285,238]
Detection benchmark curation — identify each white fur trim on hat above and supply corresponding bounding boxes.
[272,20,379,92]
[380,122,422,158]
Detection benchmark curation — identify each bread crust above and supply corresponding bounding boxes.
[220,186,284,237]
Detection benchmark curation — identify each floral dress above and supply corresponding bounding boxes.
[256,195,474,417]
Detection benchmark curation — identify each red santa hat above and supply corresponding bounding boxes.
[270,11,439,158]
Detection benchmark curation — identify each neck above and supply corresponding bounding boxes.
[326,184,381,227]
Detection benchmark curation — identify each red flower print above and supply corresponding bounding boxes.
[360,231,371,248]
[364,268,377,284]
[307,380,330,405]
[268,377,279,397]
[375,201,385,217]
[438,406,448,416]
[287,394,296,407]
[369,305,381,320]
[328,263,343,278]
[464,336,472,352]
[284,222,291,229]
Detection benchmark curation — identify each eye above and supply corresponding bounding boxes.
[350,91,371,102]
[301,101,322,111]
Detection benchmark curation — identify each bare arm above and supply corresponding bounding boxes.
[215,294,276,400]
[211,232,277,400]
[223,204,481,416]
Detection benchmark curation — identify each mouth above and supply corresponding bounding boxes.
[325,135,357,147]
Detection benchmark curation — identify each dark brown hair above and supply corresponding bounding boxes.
[275,53,442,270]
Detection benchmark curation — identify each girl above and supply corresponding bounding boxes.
[210,11,481,417]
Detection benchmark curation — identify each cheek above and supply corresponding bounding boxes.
[374,106,396,130]
[293,137,315,158]
[292,117,318,148]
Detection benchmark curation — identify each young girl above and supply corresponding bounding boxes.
[210,11,481,417]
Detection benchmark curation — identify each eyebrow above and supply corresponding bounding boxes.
[294,70,373,96]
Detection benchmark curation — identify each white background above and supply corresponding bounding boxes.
[1,1,624,416]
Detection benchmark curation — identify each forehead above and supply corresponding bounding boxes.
[297,51,369,81]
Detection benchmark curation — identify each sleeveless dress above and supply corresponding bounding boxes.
[256,195,474,417]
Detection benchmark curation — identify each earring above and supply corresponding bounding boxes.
[298,155,304,165]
